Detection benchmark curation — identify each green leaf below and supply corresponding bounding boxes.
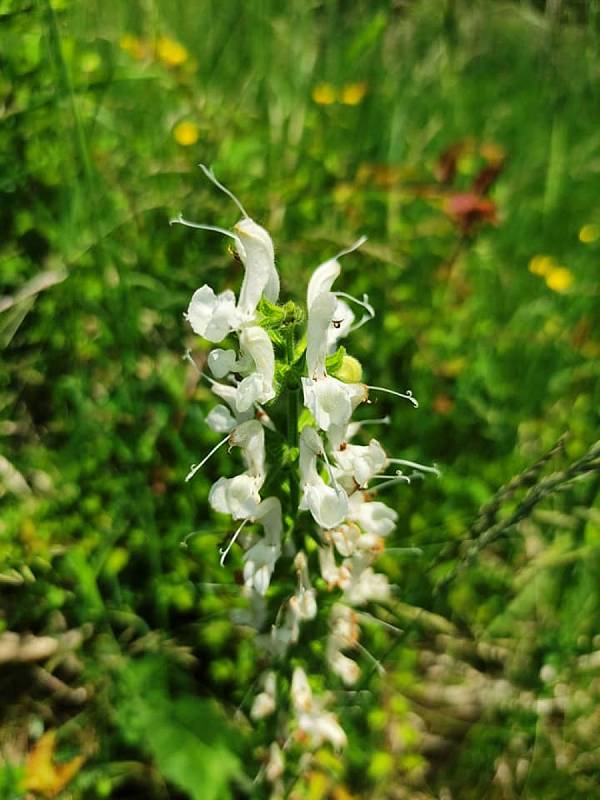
[115,657,243,800]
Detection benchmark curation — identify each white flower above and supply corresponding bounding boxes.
[265,742,285,783]
[235,325,276,411]
[327,649,361,686]
[181,199,279,342]
[288,552,317,632]
[229,419,266,480]
[208,348,238,379]
[242,497,283,595]
[347,491,398,537]
[318,546,351,590]
[302,246,369,435]
[250,671,277,721]
[332,438,387,487]
[290,667,347,750]
[299,427,348,529]
[327,298,355,351]
[186,286,239,343]
[344,559,391,606]
[290,666,313,712]
[234,218,279,316]
[205,404,237,433]
[205,382,254,433]
[209,473,262,520]
[326,604,361,684]
[327,522,361,558]
[243,539,280,595]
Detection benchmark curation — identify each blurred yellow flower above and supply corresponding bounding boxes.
[340,82,368,105]
[173,121,199,146]
[579,223,600,244]
[156,36,188,67]
[528,254,554,276]
[120,33,145,60]
[332,182,354,204]
[545,267,573,293]
[312,83,336,105]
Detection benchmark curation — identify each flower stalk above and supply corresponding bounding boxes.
[177,167,437,789]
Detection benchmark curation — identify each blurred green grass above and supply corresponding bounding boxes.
[1,0,600,797]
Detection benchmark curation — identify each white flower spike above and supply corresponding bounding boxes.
[178,172,438,782]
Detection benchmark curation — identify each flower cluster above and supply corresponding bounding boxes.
[175,167,437,791]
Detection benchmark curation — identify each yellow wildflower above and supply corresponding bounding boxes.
[340,82,368,105]
[528,254,554,277]
[545,267,573,293]
[579,223,600,244]
[312,83,336,105]
[120,34,145,60]
[173,121,199,146]
[156,36,188,67]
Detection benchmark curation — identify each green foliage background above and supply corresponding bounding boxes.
[1,0,599,797]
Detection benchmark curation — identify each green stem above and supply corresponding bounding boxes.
[285,326,300,527]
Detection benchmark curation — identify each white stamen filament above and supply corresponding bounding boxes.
[356,640,385,675]
[369,475,412,493]
[356,415,391,427]
[169,215,241,243]
[219,517,249,566]
[366,385,419,408]
[334,290,376,326]
[182,349,218,385]
[198,163,249,219]
[180,530,202,548]
[389,458,440,477]
[333,235,368,261]
[357,610,404,634]
[185,434,230,482]
[370,473,411,480]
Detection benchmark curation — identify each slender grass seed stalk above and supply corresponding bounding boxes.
[177,167,437,792]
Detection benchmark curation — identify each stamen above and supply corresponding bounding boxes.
[198,164,249,219]
[355,640,385,675]
[357,415,391,427]
[369,475,412,493]
[219,517,249,566]
[169,214,240,242]
[334,290,376,327]
[185,434,230,482]
[366,385,419,408]
[389,458,440,478]
[333,235,368,261]
[369,473,411,480]
[357,610,404,634]
[180,530,202,548]
[182,349,218,385]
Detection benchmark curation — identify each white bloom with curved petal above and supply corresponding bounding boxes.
[208,348,237,379]
[234,218,279,316]
[299,427,348,529]
[205,404,237,433]
[328,298,355,351]
[290,667,347,750]
[229,419,265,479]
[344,560,391,606]
[242,497,283,596]
[234,325,275,411]
[186,286,239,343]
[333,438,387,487]
[347,491,398,537]
[209,473,262,520]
